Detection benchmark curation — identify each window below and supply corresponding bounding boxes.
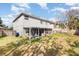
[45,22,47,25]
[50,23,52,25]
[26,28,29,33]
[24,28,29,33]
[40,21,43,24]
[47,23,49,25]
[24,16,29,20]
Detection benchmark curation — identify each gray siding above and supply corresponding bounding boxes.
[23,17,54,29]
[13,15,54,36]
[13,15,24,36]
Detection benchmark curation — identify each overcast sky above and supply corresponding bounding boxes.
[0,3,79,27]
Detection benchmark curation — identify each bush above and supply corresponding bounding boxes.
[20,34,29,40]
[31,37,41,43]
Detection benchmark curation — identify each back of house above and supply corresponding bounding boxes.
[13,12,54,38]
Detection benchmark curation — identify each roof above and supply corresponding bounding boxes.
[13,12,54,24]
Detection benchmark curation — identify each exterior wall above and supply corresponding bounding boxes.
[13,15,54,36]
[23,16,54,29]
[13,15,25,36]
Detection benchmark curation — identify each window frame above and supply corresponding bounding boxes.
[24,16,29,20]
[40,20,43,24]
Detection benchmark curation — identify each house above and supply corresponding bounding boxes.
[13,12,54,38]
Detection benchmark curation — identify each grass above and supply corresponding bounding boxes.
[0,36,23,46]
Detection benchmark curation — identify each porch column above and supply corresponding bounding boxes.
[44,28,46,36]
[29,27,31,39]
[38,28,39,36]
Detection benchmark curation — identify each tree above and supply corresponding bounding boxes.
[0,17,8,29]
[66,9,79,30]
[59,23,65,29]
[0,17,2,24]
[0,17,3,27]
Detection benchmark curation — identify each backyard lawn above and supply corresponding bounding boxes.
[0,33,79,56]
[0,36,23,46]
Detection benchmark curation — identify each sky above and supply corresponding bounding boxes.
[0,3,79,27]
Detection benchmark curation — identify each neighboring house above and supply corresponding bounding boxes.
[13,13,54,38]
